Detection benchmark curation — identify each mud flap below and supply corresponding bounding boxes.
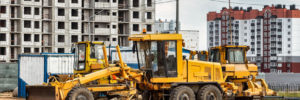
[26,85,57,100]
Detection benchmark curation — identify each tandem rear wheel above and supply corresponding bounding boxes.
[169,85,222,100]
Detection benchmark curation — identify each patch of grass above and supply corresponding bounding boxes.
[277,91,300,97]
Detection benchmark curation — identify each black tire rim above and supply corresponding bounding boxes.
[180,93,190,100]
[206,92,216,100]
[76,94,88,100]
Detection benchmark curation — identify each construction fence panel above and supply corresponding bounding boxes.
[18,53,74,98]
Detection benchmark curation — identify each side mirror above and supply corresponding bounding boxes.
[132,42,137,53]
[71,48,75,53]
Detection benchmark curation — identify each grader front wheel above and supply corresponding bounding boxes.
[67,87,94,100]
[169,86,195,100]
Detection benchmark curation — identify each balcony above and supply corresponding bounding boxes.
[94,15,111,22]
[95,2,117,8]
[94,28,110,35]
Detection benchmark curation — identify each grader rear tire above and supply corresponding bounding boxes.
[169,86,195,100]
[197,85,222,100]
[67,87,94,100]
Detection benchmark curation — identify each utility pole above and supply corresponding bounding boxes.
[176,0,179,34]
[229,0,233,45]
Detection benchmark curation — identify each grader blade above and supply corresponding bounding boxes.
[26,85,57,100]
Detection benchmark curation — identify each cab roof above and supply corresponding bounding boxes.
[76,41,104,45]
[128,34,183,41]
[210,45,249,50]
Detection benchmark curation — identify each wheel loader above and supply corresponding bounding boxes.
[50,41,115,84]
[26,33,276,100]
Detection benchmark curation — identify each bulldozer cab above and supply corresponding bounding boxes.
[129,34,183,79]
[209,45,249,64]
[73,41,107,74]
[209,45,258,78]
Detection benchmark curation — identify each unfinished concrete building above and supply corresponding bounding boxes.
[0,0,155,62]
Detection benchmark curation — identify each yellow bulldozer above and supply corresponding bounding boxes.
[26,33,276,100]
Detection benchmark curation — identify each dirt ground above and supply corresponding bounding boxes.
[0,92,24,100]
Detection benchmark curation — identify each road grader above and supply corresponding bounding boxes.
[26,33,276,100]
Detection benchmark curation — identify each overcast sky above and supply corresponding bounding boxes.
[155,0,300,50]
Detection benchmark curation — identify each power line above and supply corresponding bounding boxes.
[209,0,300,7]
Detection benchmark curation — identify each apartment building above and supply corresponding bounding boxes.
[0,0,155,62]
[207,5,300,73]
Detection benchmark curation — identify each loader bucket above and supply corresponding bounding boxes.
[26,85,57,100]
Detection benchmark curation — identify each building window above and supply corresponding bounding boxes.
[34,34,39,42]
[71,22,78,29]
[147,0,152,7]
[0,47,5,55]
[146,24,152,32]
[34,8,39,15]
[58,8,65,16]
[288,38,291,41]
[112,12,117,16]
[24,21,31,28]
[58,35,65,42]
[113,0,116,3]
[35,0,40,2]
[133,0,139,7]
[113,38,117,41]
[0,6,6,13]
[71,0,78,3]
[34,21,39,29]
[71,35,78,42]
[288,51,291,54]
[24,7,31,15]
[58,0,64,3]
[288,19,291,22]
[0,34,5,41]
[133,24,139,31]
[0,20,5,27]
[34,48,39,53]
[71,9,78,16]
[24,47,31,53]
[58,48,64,53]
[288,25,291,29]
[288,44,291,48]
[133,11,139,18]
[112,25,116,29]
[58,22,65,29]
[24,34,31,41]
[147,12,152,19]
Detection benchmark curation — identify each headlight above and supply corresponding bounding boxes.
[78,63,85,70]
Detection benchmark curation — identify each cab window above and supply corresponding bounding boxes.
[90,44,104,59]
[226,48,245,64]
[136,41,177,77]
[152,41,177,77]
[78,44,86,61]
[209,49,220,62]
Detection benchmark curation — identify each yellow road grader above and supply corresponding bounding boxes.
[26,33,276,100]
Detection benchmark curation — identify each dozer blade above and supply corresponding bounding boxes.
[26,85,58,100]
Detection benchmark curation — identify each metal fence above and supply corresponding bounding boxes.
[258,73,300,92]
[268,83,300,91]
[0,63,18,92]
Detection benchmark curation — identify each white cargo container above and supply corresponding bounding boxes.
[18,53,74,97]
